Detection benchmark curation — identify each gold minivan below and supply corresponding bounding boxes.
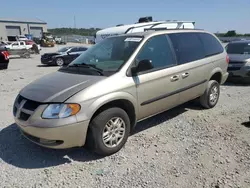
[13,29,229,156]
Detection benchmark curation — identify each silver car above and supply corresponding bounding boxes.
[226,40,250,82]
[13,29,229,156]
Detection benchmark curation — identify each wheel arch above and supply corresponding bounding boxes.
[209,68,223,84]
[88,92,138,132]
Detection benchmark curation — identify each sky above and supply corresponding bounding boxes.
[1,0,249,33]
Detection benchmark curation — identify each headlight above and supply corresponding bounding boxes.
[42,104,81,119]
[246,61,250,68]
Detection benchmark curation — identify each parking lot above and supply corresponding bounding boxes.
[0,44,250,188]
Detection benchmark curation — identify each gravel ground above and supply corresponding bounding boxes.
[0,44,250,188]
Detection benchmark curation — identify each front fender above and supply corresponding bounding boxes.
[75,91,138,122]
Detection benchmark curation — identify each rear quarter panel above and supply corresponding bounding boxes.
[209,51,228,84]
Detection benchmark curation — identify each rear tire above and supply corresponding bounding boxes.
[86,107,130,156]
[199,80,220,109]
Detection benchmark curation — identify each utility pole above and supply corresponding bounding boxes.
[74,15,76,28]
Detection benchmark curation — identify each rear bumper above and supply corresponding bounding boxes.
[221,72,229,84]
[0,62,9,70]
[16,120,90,149]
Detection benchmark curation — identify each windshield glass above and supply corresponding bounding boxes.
[58,47,70,52]
[69,36,142,72]
[226,42,250,54]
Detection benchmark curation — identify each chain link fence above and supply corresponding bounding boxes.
[56,35,95,44]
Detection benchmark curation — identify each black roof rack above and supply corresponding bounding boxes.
[144,28,203,31]
[124,20,197,34]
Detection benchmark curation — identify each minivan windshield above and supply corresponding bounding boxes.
[226,42,250,54]
[68,36,142,72]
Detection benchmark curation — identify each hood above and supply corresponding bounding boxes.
[42,52,64,57]
[19,71,105,103]
[228,54,250,62]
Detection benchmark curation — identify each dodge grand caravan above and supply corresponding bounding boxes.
[13,29,229,156]
[226,40,250,83]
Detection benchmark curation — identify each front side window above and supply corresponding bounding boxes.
[69,36,142,72]
[135,34,176,72]
[168,33,205,65]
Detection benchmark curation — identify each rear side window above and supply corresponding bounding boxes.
[168,33,205,65]
[198,33,224,57]
[79,47,88,51]
[70,47,79,52]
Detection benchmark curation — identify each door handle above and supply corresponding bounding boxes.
[170,75,179,82]
[182,72,189,78]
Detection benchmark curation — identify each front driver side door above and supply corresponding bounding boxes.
[133,34,181,120]
[65,47,80,64]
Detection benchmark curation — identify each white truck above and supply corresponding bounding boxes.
[5,41,41,51]
[95,16,195,43]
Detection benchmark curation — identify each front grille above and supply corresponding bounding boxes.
[13,106,17,116]
[13,95,41,121]
[228,67,241,71]
[23,100,40,111]
[20,112,30,121]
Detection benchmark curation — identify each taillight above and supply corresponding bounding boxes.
[1,51,9,60]
[226,54,229,64]
[25,40,33,45]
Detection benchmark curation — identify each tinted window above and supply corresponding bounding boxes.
[135,35,176,71]
[79,47,88,51]
[226,42,250,54]
[168,33,205,65]
[58,47,70,52]
[198,33,224,56]
[70,36,142,72]
[70,47,79,52]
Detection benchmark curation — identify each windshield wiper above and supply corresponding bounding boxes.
[68,63,103,75]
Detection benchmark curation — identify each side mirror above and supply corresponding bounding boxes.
[131,59,153,75]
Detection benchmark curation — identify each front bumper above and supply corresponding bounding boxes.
[16,120,90,149]
[228,66,250,78]
[41,58,54,65]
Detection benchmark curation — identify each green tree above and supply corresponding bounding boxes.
[224,30,237,37]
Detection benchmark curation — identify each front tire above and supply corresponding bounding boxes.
[87,107,130,156]
[56,57,64,66]
[199,80,220,109]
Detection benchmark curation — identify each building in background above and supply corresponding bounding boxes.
[0,18,47,41]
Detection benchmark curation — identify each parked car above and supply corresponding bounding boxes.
[0,41,10,47]
[0,46,9,70]
[225,40,250,83]
[16,35,29,41]
[54,36,66,44]
[5,41,41,51]
[13,29,228,156]
[41,46,88,66]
